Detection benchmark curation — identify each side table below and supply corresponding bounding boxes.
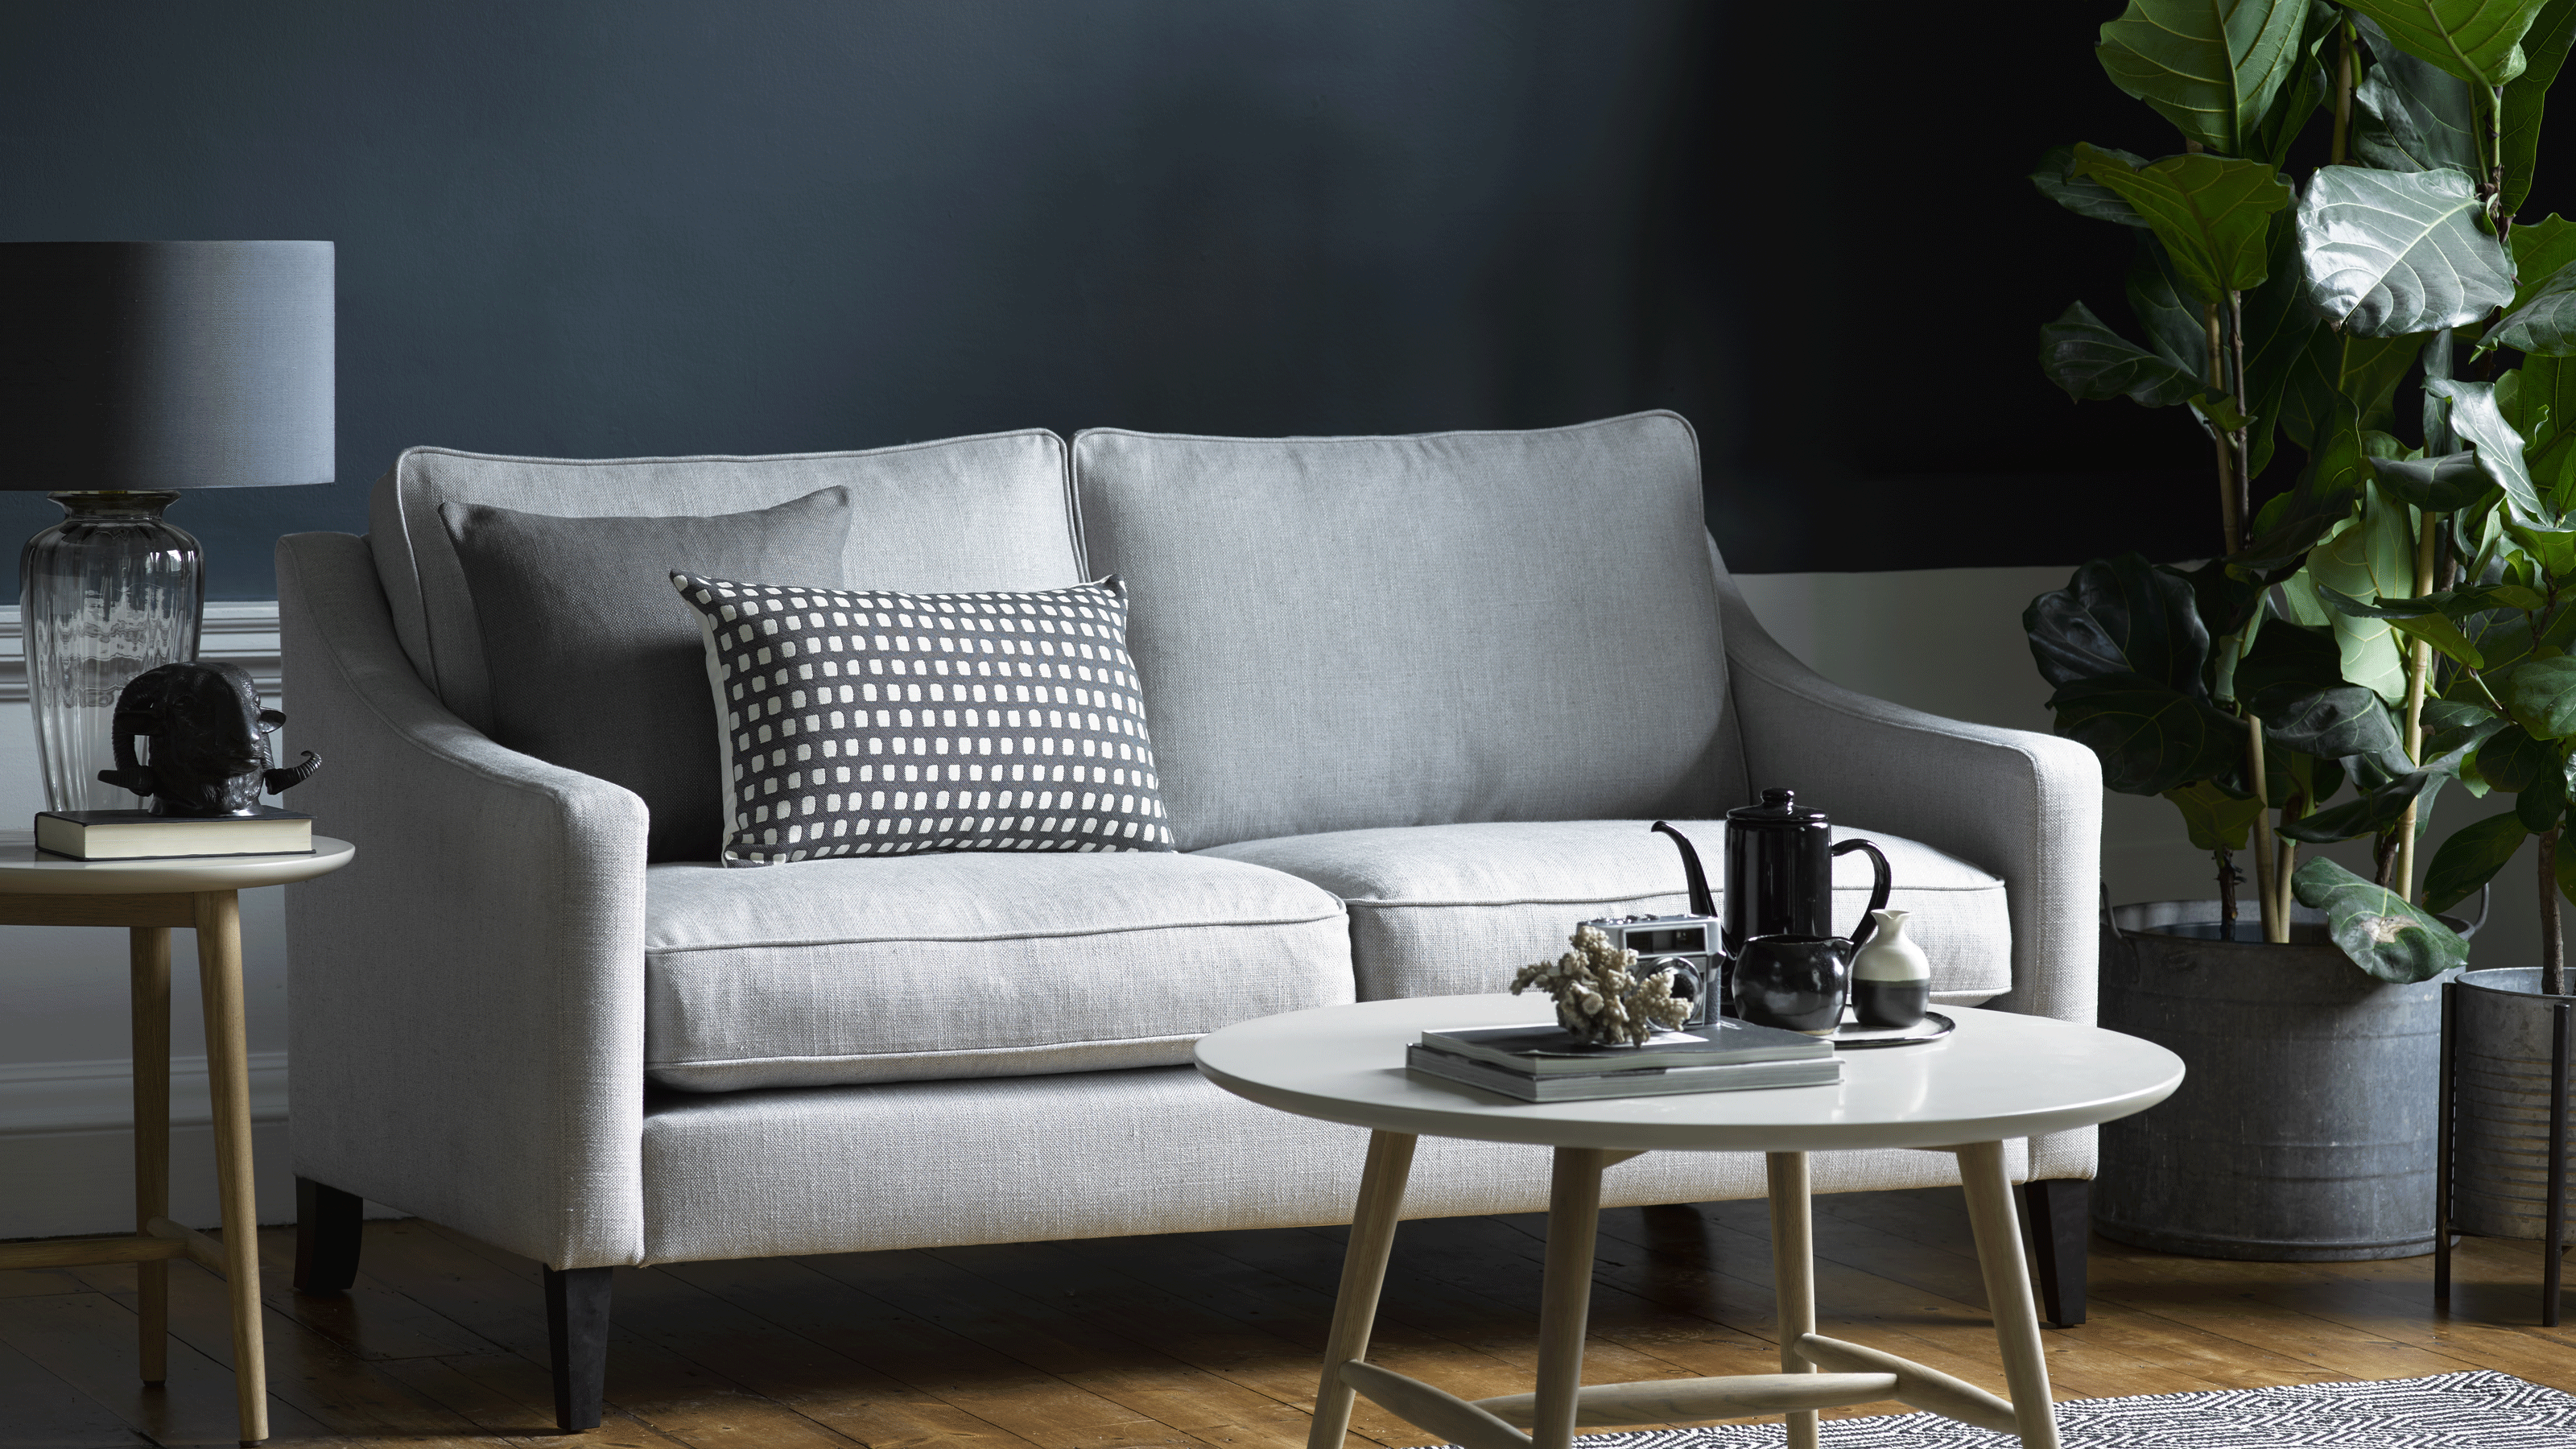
[1197,996,2182,1449]
[0,835,355,1447]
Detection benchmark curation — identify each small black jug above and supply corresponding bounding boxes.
[1724,786,1892,955]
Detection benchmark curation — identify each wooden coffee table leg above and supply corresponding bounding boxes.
[195,891,269,1447]
[1766,1151,1818,1449]
[1307,1130,1417,1449]
[130,925,171,1385]
[1958,1141,2059,1449]
[1531,1146,1610,1449]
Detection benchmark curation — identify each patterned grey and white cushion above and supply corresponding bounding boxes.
[670,572,1174,865]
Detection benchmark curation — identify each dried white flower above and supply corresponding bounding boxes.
[1509,925,1689,1046]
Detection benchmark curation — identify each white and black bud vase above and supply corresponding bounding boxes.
[1850,908,1930,1030]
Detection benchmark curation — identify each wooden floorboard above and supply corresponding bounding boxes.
[0,1188,2568,1447]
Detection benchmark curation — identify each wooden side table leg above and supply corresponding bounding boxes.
[1766,1151,1818,1449]
[195,891,268,1447]
[1308,1130,1417,1449]
[130,925,171,1385]
[1958,1141,2059,1449]
[1531,1146,1609,1449]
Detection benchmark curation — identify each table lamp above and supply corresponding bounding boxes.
[1,242,333,813]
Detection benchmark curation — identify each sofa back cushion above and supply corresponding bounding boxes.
[369,430,1084,738]
[1071,411,1728,852]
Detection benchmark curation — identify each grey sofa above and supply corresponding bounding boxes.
[275,411,2101,1431]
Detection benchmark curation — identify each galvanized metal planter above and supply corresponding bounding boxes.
[2436,968,2575,1325]
[2097,899,2473,1262]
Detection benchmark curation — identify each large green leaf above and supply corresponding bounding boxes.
[2425,376,2549,519]
[2503,355,2576,502]
[2277,326,2424,446]
[2345,0,2552,87]
[2372,448,2491,510]
[2510,216,2576,308]
[2265,6,2343,166]
[2235,408,2371,572]
[2473,718,2555,786]
[2292,857,2474,981]
[2031,144,2154,228]
[2075,146,2295,303]
[2025,554,2215,692]
[2298,482,2421,701]
[2240,211,2324,450]
[2351,14,2483,174]
[2277,766,2436,839]
[2098,0,2311,155]
[2425,811,2531,910]
[2297,166,2519,335]
[2048,674,2252,795]
[2164,778,2270,849]
[2248,673,2417,773]
[2128,233,2216,376]
[2510,653,2576,735]
[2502,0,2576,213]
[2320,584,2492,666]
[2487,259,2576,353]
[2232,615,2346,700]
[2041,303,2207,407]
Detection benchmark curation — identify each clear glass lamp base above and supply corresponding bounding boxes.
[19,492,204,814]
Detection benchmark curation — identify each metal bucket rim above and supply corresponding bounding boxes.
[2110,898,2480,946]
[2454,967,2576,1006]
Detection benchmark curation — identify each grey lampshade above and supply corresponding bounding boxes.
[0,241,333,491]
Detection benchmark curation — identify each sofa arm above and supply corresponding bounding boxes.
[279,531,650,1269]
[1711,554,2102,1180]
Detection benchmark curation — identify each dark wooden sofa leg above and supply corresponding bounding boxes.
[546,1265,614,1431]
[2022,1178,2088,1327]
[291,1176,365,1293]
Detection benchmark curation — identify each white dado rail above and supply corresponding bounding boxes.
[0,598,283,704]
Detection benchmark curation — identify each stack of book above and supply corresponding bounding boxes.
[1406,1018,1841,1102]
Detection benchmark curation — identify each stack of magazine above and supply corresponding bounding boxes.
[1407,1018,1841,1102]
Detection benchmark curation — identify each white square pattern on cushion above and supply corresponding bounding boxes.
[670,572,1174,865]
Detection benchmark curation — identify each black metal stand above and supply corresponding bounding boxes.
[2437,984,2571,1327]
[2436,982,2455,1303]
[2549,1004,2570,1328]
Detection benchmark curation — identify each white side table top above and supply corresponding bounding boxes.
[1195,995,2183,1154]
[0,832,356,894]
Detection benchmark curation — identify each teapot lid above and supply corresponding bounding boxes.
[1728,786,1828,826]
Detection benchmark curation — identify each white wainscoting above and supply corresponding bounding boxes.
[0,572,2542,1240]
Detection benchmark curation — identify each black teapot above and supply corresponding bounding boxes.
[1724,786,1891,953]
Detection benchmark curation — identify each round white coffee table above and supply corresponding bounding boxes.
[0,834,355,1447]
[1196,995,2182,1449]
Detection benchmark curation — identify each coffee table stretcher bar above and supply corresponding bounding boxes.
[0,838,357,1448]
[1198,997,2182,1449]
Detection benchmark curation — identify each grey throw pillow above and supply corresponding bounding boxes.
[440,488,853,861]
[668,572,1175,865]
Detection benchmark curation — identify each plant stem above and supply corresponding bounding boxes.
[2544,825,2566,997]
[2277,789,2303,925]
[2243,721,2283,940]
[2207,303,2241,555]
[2331,19,2355,166]
[2215,845,2240,933]
[2394,509,2441,902]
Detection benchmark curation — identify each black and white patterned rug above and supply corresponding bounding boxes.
[1555,1371,2576,1447]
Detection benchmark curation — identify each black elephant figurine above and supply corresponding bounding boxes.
[96,660,321,818]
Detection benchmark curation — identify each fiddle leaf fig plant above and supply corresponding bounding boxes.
[2027,0,2576,992]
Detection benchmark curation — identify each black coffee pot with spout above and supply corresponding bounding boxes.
[1721,786,1892,952]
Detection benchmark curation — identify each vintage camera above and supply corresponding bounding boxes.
[1584,914,1724,1027]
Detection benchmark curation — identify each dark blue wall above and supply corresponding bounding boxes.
[4,1,2220,597]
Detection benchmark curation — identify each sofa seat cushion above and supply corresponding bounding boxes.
[1196,819,2010,1005]
[643,852,1352,1091]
